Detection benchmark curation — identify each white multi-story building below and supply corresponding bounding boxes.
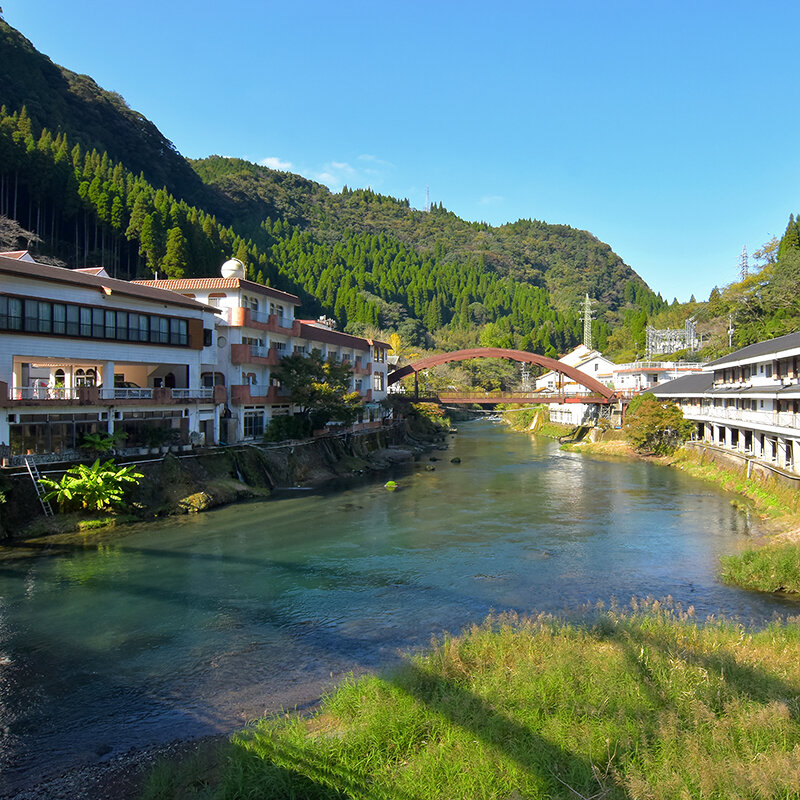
[134,260,390,441]
[612,360,706,395]
[651,331,800,474]
[0,253,222,460]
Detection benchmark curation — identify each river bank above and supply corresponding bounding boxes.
[142,603,800,800]
[0,410,452,542]
[2,421,795,799]
[502,407,800,596]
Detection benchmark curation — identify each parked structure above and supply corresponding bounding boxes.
[651,332,800,475]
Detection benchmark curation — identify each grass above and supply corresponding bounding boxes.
[671,448,800,521]
[141,603,800,800]
[720,543,800,594]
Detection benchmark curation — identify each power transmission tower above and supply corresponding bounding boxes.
[581,294,594,350]
[424,185,431,213]
[739,246,749,281]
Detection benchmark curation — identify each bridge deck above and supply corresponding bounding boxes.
[433,393,615,405]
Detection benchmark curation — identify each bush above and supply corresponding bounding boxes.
[263,415,311,442]
[624,393,693,455]
[40,459,144,512]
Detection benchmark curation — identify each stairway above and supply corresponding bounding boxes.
[24,457,54,517]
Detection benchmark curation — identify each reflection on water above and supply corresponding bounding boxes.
[0,422,796,792]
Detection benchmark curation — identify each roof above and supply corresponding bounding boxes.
[297,321,389,350]
[0,255,217,312]
[73,266,109,276]
[133,277,301,305]
[708,332,800,367]
[0,250,33,261]
[648,372,715,396]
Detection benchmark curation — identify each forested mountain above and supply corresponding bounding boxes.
[0,17,669,364]
[0,21,221,211]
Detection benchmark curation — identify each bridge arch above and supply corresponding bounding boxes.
[387,347,616,400]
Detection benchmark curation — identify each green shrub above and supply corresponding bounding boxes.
[263,415,311,442]
[624,393,693,455]
[39,459,143,512]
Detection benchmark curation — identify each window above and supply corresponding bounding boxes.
[373,372,385,391]
[169,318,188,345]
[203,328,213,347]
[104,310,116,339]
[38,302,52,333]
[80,307,92,337]
[66,305,79,336]
[92,308,104,338]
[24,300,39,332]
[53,304,66,335]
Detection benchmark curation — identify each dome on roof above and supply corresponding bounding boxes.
[220,258,245,279]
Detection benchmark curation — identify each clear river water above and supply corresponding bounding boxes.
[1,422,799,793]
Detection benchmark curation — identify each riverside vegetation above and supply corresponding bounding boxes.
[144,603,800,800]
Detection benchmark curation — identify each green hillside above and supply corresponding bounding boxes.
[0,18,670,364]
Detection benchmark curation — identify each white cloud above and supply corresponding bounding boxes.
[479,195,504,205]
[259,156,293,170]
[308,154,394,192]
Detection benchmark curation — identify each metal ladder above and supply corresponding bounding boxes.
[24,457,54,517]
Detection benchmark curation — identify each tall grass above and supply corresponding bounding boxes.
[721,543,800,594]
[143,603,800,799]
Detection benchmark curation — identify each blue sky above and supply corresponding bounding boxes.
[4,1,800,302]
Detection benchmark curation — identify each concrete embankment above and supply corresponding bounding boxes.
[0,423,443,541]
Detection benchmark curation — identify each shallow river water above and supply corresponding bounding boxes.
[1,422,798,792]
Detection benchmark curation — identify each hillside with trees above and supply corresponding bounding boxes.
[0,17,675,373]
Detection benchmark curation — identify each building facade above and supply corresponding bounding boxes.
[0,254,222,460]
[651,332,800,475]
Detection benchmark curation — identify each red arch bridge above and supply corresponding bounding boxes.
[387,347,619,405]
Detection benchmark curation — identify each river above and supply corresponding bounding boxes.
[0,422,798,793]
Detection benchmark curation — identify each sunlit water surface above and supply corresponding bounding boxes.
[1,423,798,792]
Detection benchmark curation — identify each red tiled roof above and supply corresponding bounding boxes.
[133,277,300,304]
[297,321,374,350]
[0,255,217,312]
[0,250,29,259]
[73,267,107,275]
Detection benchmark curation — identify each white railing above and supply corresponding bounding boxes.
[686,405,800,430]
[171,388,214,399]
[250,345,271,359]
[273,315,294,329]
[103,388,154,399]
[249,309,270,324]
[9,386,81,400]
[615,361,706,371]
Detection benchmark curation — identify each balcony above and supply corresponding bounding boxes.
[685,404,800,431]
[2,382,222,407]
[230,343,282,366]
[352,359,372,375]
[230,384,291,404]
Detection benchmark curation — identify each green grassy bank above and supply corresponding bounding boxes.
[144,604,800,800]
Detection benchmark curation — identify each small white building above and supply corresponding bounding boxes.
[535,345,616,425]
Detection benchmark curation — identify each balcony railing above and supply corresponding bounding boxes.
[170,388,215,399]
[250,345,271,359]
[249,309,270,325]
[686,405,800,430]
[9,386,81,400]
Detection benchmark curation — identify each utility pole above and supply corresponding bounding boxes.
[728,314,734,348]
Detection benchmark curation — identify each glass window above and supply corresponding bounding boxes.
[66,305,79,336]
[104,310,116,339]
[92,308,104,338]
[53,304,66,334]
[116,311,128,340]
[139,315,149,342]
[80,307,92,337]
[38,301,52,333]
[169,318,188,345]
[0,296,7,329]
[24,299,38,332]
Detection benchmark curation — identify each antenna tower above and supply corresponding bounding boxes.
[581,294,594,350]
[424,185,430,213]
[739,246,749,281]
